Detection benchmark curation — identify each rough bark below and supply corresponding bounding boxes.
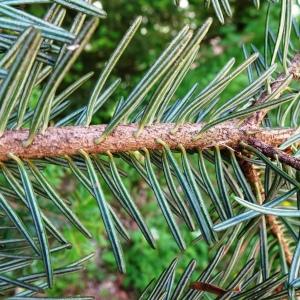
[0,122,296,161]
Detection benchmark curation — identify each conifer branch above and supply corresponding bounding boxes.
[0,122,296,161]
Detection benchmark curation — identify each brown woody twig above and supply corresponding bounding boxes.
[0,123,296,161]
[246,136,300,171]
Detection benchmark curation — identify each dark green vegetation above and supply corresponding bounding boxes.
[1,0,300,299]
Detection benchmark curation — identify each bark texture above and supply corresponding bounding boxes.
[0,122,296,161]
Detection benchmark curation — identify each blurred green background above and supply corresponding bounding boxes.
[28,1,280,298]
